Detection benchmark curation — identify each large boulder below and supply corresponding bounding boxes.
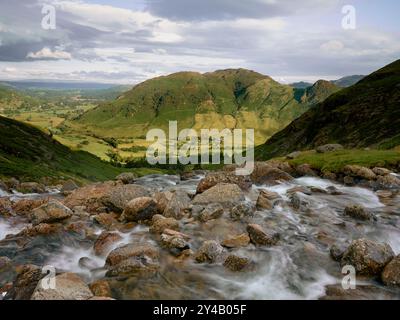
[341,239,395,276]
[372,167,392,176]
[375,175,400,189]
[163,190,191,219]
[250,162,294,185]
[343,165,376,181]
[247,224,280,246]
[105,244,159,267]
[382,255,400,287]
[121,197,158,222]
[30,200,72,226]
[195,240,225,264]
[102,185,150,212]
[196,172,252,194]
[344,205,376,221]
[31,273,93,300]
[105,243,160,278]
[316,144,344,153]
[295,164,318,177]
[115,172,137,184]
[63,181,119,213]
[61,180,79,195]
[192,183,245,208]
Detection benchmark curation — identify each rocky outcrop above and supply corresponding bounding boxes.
[30,200,72,226]
[341,239,395,276]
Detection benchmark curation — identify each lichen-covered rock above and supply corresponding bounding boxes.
[17,182,45,194]
[105,244,159,267]
[61,180,79,195]
[247,224,280,246]
[341,239,395,276]
[198,203,224,222]
[149,215,179,234]
[121,197,158,222]
[343,165,376,181]
[344,205,376,221]
[192,183,245,208]
[5,265,43,300]
[11,199,47,216]
[230,203,255,221]
[296,164,318,177]
[163,190,191,219]
[31,273,93,300]
[105,244,160,278]
[89,280,112,298]
[18,223,60,237]
[223,255,250,272]
[102,185,150,212]
[221,233,250,248]
[381,255,400,287]
[196,172,252,193]
[250,162,294,185]
[30,200,72,225]
[195,240,225,264]
[115,172,137,184]
[372,167,392,176]
[375,175,400,189]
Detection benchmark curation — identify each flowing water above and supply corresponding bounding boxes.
[0,175,399,300]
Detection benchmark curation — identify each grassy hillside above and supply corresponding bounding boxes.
[256,59,400,160]
[0,84,39,111]
[75,69,339,145]
[0,116,157,182]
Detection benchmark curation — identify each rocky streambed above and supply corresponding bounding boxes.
[0,162,400,300]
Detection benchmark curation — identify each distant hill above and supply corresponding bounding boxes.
[0,84,39,111]
[290,81,313,89]
[75,69,340,144]
[332,75,365,88]
[255,60,400,159]
[1,80,119,91]
[0,115,125,182]
[294,80,341,105]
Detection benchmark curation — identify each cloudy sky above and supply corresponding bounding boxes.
[0,0,399,84]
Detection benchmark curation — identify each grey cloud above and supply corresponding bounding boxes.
[145,0,338,21]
